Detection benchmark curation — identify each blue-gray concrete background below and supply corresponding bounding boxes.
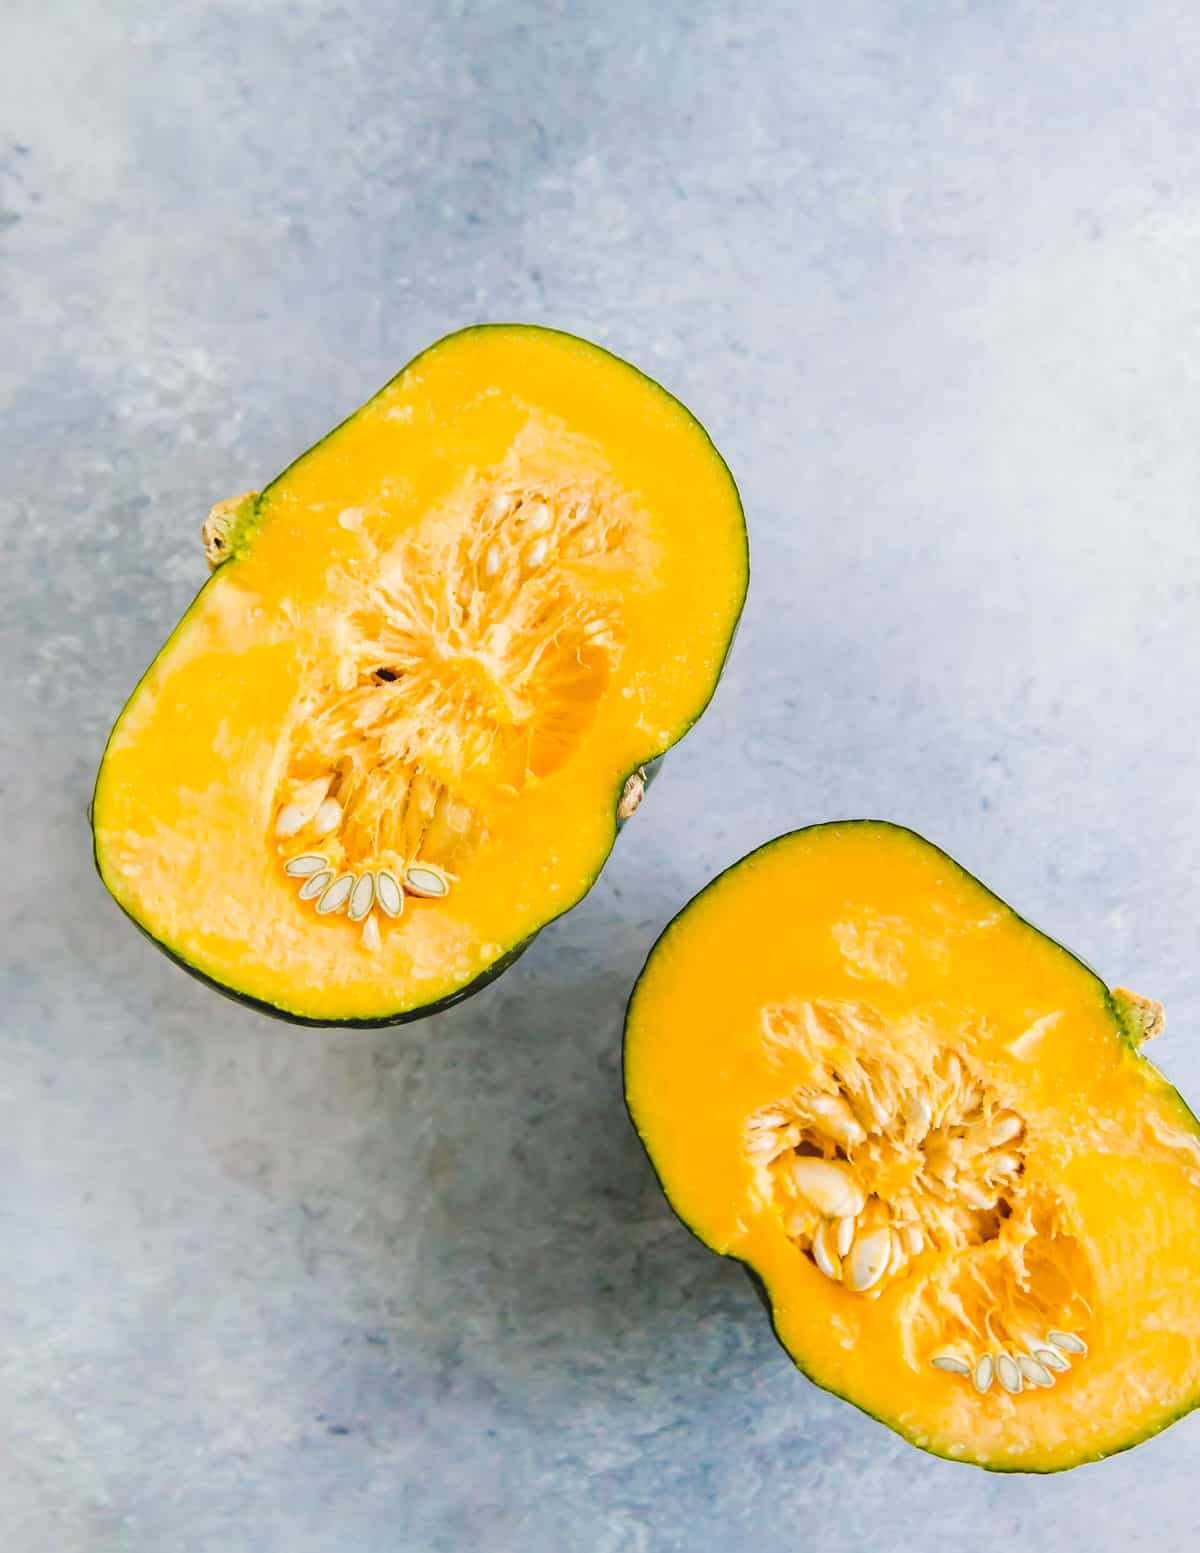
[4,2,1200,1547]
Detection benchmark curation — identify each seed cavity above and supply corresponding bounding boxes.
[748,1006,1030,1298]
[375,870,404,918]
[285,854,328,877]
[404,864,450,899]
[747,1004,1103,1400]
[750,1008,1040,1318]
[316,873,354,915]
[268,473,630,935]
[348,873,375,922]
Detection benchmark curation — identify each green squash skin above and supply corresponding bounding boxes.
[623,819,1200,1472]
[91,323,747,1028]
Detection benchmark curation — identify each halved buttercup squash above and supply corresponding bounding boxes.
[624,821,1200,1470]
[92,325,747,1024]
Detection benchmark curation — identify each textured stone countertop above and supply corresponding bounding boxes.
[5,2,1200,1548]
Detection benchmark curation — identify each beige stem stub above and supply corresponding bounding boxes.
[203,491,259,571]
[618,768,646,821]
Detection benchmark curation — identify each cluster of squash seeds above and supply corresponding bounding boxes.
[283,853,450,947]
[931,1331,1086,1397]
[780,1157,923,1293]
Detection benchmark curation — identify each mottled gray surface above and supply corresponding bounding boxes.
[4,0,1200,1546]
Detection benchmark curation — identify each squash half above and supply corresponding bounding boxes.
[624,821,1200,1470]
[93,325,747,1024]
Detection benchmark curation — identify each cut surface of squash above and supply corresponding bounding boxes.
[624,821,1200,1470]
[93,325,747,1023]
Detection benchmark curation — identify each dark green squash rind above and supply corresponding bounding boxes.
[92,323,747,1027]
[622,819,1198,1472]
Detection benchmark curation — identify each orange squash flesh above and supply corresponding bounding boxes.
[92,326,747,1023]
[624,822,1200,1470]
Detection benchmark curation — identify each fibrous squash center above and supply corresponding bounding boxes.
[747,999,1095,1397]
[271,466,632,947]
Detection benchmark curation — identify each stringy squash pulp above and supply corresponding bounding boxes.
[93,326,747,1023]
[624,822,1200,1470]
